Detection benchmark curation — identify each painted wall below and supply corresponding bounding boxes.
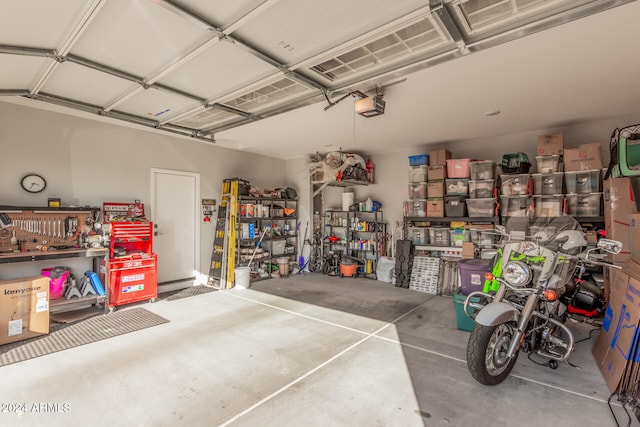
[0,102,290,281]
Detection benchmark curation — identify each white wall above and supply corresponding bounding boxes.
[0,102,294,281]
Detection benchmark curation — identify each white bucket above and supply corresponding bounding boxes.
[235,267,251,289]
[342,192,354,211]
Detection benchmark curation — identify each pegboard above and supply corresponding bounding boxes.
[0,209,97,254]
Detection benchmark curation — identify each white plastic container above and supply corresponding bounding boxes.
[408,182,428,198]
[409,165,428,183]
[566,193,602,217]
[565,170,601,194]
[469,161,496,180]
[500,195,532,218]
[409,227,429,245]
[466,198,496,217]
[533,195,564,217]
[342,192,354,211]
[445,178,469,195]
[469,180,495,198]
[536,155,560,173]
[235,267,251,289]
[500,174,532,195]
[532,172,564,195]
[428,227,450,246]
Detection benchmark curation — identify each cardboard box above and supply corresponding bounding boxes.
[593,260,640,392]
[426,199,444,217]
[462,242,475,259]
[604,178,639,264]
[0,276,49,345]
[429,149,452,166]
[631,214,640,261]
[427,165,446,181]
[537,133,564,156]
[427,181,445,198]
[563,142,603,171]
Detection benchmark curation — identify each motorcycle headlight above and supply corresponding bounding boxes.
[503,261,532,287]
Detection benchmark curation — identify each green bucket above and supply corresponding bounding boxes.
[453,290,479,332]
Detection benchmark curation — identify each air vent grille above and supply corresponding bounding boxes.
[309,17,444,82]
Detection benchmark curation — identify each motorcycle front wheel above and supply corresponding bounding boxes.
[467,321,519,385]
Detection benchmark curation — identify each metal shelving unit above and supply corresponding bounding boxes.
[236,196,298,277]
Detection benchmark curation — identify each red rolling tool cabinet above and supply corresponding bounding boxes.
[100,221,158,308]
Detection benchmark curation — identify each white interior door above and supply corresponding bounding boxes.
[151,169,200,284]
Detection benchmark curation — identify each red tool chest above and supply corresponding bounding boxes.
[100,221,157,308]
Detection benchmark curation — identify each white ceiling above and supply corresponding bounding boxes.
[1,0,639,159]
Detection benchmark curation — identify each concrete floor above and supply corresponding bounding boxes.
[1,273,636,427]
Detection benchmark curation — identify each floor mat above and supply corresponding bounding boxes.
[0,307,169,367]
[164,284,216,301]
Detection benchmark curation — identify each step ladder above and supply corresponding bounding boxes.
[207,178,245,289]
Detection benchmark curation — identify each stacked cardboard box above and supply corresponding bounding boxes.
[426,149,450,218]
[593,177,640,392]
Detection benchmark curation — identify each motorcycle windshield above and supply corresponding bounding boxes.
[496,214,584,288]
[502,214,583,253]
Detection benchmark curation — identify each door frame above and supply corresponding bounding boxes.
[150,168,201,284]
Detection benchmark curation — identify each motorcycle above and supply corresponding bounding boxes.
[463,214,622,385]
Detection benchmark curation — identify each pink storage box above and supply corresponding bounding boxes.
[446,159,472,178]
[41,266,70,299]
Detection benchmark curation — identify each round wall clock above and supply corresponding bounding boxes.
[20,174,47,193]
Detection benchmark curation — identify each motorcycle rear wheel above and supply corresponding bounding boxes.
[467,322,519,385]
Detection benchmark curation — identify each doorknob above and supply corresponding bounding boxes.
[154,231,163,236]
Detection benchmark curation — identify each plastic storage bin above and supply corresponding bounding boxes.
[501,152,531,174]
[500,174,532,195]
[450,229,471,247]
[446,159,472,178]
[408,182,427,198]
[532,172,564,195]
[533,195,564,217]
[469,229,496,246]
[453,290,478,332]
[459,259,491,295]
[466,198,496,217]
[469,180,495,198]
[446,178,469,195]
[408,227,429,245]
[406,199,427,217]
[409,165,428,183]
[429,227,450,246]
[536,155,560,173]
[409,154,429,166]
[444,195,466,217]
[469,161,496,180]
[500,195,532,218]
[566,193,602,217]
[565,170,601,194]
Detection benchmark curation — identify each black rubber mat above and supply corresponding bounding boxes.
[164,285,216,301]
[0,307,169,367]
